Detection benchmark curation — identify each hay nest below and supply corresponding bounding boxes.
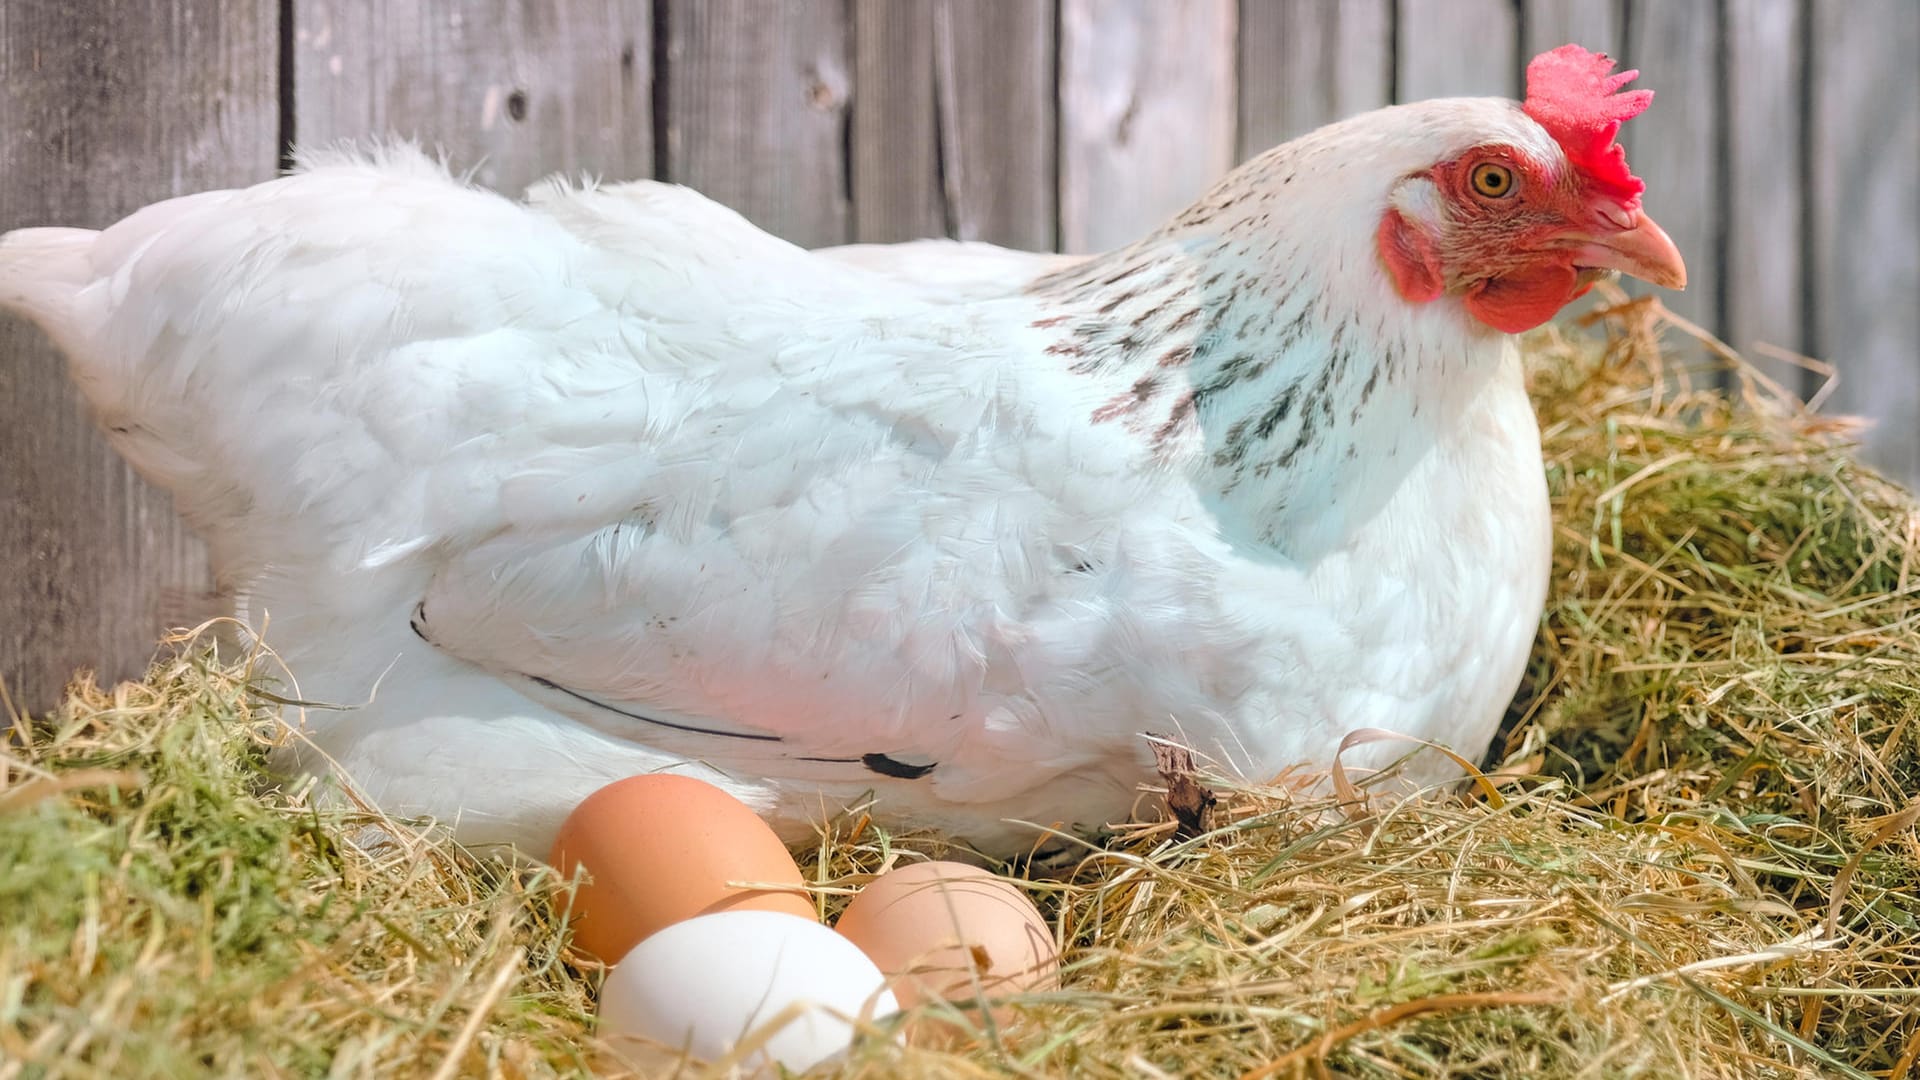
[5,298,1918,1079]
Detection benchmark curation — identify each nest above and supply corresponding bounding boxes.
[5,298,1918,1079]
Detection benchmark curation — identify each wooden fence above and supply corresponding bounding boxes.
[3,0,1916,711]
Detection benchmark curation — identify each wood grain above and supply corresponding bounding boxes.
[664,0,851,248]
[936,0,1057,248]
[1723,0,1804,386]
[851,0,943,242]
[1060,0,1237,254]
[1396,0,1520,101]
[851,0,1056,248]
[1620,0,1719,332]
[0,0,277,712]
[1521,0,1623,60]
[1810,0,1920,479]
[294,0,652,196]
[1237,0,1391,157]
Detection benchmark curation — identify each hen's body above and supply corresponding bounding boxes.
[3,101,1560,854]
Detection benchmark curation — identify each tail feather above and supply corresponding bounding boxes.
[0,226,98,331]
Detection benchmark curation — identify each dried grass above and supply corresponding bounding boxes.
[5,296,1918,1079]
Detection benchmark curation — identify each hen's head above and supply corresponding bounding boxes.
[1371,45,1686,333]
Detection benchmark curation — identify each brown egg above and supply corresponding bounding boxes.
[833,860,1059,1010]
[549,774,815,963]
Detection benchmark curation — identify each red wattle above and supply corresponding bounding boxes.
[1465,263,1581,334]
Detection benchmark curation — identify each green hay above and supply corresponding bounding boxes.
[4,298,1917,1078]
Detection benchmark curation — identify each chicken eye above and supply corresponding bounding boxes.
[1470,163,1516,199]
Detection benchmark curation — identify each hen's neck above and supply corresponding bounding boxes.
[1029,212,1515,563]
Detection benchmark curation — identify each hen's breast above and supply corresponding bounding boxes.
[1282,348,1552,781]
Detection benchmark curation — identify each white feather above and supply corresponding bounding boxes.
[3,106,1557,854]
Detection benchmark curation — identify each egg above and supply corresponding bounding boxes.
[549,773,815,963]
[833,860,1059,1010]
[597,909,899,1075]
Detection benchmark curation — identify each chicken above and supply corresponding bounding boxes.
[0,47,1683,854]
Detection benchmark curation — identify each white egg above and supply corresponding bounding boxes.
[597,909,900,1075]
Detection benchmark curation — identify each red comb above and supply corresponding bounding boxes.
[1523,45,1652,207]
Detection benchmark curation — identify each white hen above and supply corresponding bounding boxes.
[1,47,1682,853]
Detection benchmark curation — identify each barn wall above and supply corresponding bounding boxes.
[1,0,277,715]
[2,0,1916,709]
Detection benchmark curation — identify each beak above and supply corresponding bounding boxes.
[1571,209,1687,290]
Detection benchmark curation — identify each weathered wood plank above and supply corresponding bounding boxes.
[1521,0,1622,60]
[1060,0,1237,254]
[665,0,851,248]
[1810,0,1920,481]
[851,0,942,242]
[851,0,1056,249]
[1619,0,1719,332]
[1396,0,1520,102]
[1723,0,1804,386]
[1237,0,1392,157]
[294,0,652,196]
[938,1,1057,249]
[0,0,277,712]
